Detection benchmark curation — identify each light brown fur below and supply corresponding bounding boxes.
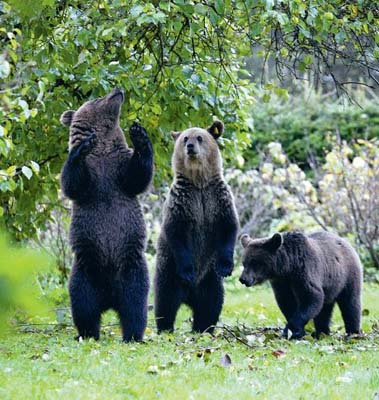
[172,127,223,187]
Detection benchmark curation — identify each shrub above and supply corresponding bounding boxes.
[244,89,379,170]
[232,138,379,274]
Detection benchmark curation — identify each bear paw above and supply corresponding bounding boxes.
[129,121,150,150]
[216,255,234,277]
[72,131,97,158]
[283,325,305,340]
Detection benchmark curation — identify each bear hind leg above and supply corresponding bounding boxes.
[313,302,335,338]
[154,264,186,333]
[69,265,102,340]
[116,259,149,342]
[189,270,224,334]
[337,287,361,335]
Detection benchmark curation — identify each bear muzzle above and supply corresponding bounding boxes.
[107,87,125,102]
[186,143,198,157]
[239,275,254,287]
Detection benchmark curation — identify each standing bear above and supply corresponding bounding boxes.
[60,87,153,342]
[154,121,239,333]
[240,231,363,338]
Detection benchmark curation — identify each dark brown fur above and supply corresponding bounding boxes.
[154,121,239,333]
[60,88,153,342]
[240,231,363,338]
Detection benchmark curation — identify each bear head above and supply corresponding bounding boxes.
[239,233,283,287]
[60,87,125,150]
[171,120,224,187]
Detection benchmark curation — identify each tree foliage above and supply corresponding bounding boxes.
[244,88,379,169]
[245,0,379,94]
[1,0,378,238]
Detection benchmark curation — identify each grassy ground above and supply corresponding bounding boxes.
[1,281,379,400]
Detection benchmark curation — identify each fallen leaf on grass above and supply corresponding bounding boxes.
[197,348,212,362]
[272,349,287,358]
[147,365,159,374]
[346,333,367,341]
[220,353,232,367]
[285,329,293,339]
[336,375,352,383]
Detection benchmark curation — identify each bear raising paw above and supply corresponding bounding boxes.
[60,87,154,342]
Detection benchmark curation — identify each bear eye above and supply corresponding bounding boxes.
[184,137,188,143]
[197,136,203,143]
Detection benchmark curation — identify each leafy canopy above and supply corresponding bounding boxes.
[1,0,378,238]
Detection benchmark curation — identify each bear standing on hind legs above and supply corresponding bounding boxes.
[60,87,153,342]
[154,121,239,334]
[240,231,363,339]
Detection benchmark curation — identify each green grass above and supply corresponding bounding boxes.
[1,282,379,400]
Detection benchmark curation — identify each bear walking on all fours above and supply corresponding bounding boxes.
[240,231,363,339]
[60,87,154,342]
[154,121,239,334]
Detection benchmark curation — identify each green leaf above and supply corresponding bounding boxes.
[30,161,40,173]
[262,93,271,103]
[304,54,313,65]
[324,12,334,21]
[0,55,10,79]
[130,5,143,18]
[280,48,289,57]
[22,166,33,180]
[215,0,224,15]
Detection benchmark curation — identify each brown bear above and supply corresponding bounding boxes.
[60,87,153,342]
[240,231,362,339]
[154,121,239,333]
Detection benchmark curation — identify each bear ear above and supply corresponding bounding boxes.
[265,233,283,252]
[240,234,252,248]
[60,110,75,126]
[171,131,181,141]
[207,120,224,140]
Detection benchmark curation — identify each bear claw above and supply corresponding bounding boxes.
[79,133,97,155]
[130,121,149,149]
[70,132,97,159]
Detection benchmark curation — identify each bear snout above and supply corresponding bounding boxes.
[186,143,197,156]
[239,275,253,287]
[108,87,125,102]
[187,143,194,150]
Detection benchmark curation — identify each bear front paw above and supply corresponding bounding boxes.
[284,324,305,340]
[129,121,150,149]
[216,255,234,278]
[72,132,97,158]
